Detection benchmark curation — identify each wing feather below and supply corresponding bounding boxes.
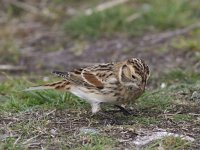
[82,71,104,89]
[52,63,115,89]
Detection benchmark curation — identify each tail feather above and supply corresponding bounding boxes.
[24,86,54,91]
[24,80,71,91]
[52,70,69,78]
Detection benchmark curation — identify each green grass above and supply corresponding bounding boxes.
[6,3,24,17]
[160,69,200,85]
[138,89,172,110]
[64,6,134,38]
[0,70,199,149]
[0,77,88,112]
[0,137,27,150]
[172,37,200,51]
[1,69,199,113]
[64,0,200,38]
[173,114,193,122]
[145,136,191,150]
[134,116,159,125]
[171,28,200,52]
[77,135,115,150]
[0,39,20,64]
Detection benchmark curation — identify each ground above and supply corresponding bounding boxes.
[0,0,200,149]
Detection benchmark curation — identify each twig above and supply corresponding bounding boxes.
[14,135,21,145]
[188,113,200,116]
[85,0,129,15]
[76,62,100,66]
[7,0,38,14]
[22,135,40,145]
[6,0,56,19]
[125,13,142,22]
[45,109,56,117]
[38,109,56,120]
[141,22,200,45]
[3,121,14,137]
[27,142,42,148]
[0,65,26,71]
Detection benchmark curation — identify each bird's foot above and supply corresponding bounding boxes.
[91,112,117,124]
[114,105,132,116]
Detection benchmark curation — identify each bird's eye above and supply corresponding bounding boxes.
[132,75,136,79]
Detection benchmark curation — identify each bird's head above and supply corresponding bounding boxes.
[119,58,150,90]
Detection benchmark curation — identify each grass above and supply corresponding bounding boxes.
[137,89,172,111]
[159,69,200,85]
[146,136,191,150]
[77,135,115,150]
[0,71,199,149]
[64,0,200,38]
[0,137,26,150]
[1,0,200,148]
[173,114,193,122]
[1,69,199,113]
[172,37,200,51]
[0,132,115,150]
[0,78,88,113]
[1,68,199,113]
[64,6,134,38]
[0,39,20,64]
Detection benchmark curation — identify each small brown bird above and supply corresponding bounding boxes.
[26,58,150,114]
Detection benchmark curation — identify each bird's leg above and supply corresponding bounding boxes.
[91,102,101,114]
[90,103,115,121]
[114,105,131,116]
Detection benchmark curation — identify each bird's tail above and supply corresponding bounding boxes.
[24,80,71,91]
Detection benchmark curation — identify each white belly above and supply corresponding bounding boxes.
[70,86,116,104]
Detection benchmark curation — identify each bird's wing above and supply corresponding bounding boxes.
[53,63,115,89]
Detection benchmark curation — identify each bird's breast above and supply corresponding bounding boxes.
[70,86,117,104]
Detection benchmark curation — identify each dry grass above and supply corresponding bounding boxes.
[0,0,200,149]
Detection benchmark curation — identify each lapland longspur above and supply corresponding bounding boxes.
[26,58,150,114]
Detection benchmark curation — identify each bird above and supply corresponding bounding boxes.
[25,58,150,115]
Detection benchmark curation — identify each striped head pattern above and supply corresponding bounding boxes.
[119,58,150,90]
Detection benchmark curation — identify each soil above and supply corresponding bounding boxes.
[22,34,200,74]
[0,102,199,149]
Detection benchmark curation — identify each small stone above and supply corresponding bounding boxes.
[191,91,200,101]
[161,83,166,89]
[43,76,49,82]
[50,129,57,135]
[80,127,99,135]
[158,143,165,150]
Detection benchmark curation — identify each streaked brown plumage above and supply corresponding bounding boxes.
[26,58,150,114]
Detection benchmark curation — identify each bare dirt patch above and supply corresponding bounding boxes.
[22,34,200,74]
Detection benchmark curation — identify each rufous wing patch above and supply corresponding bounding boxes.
[82,72,104,89]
